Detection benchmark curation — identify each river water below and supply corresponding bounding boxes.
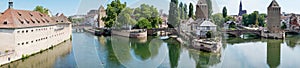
[1,32,300,68]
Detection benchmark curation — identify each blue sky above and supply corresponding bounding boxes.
[0,0,300,16]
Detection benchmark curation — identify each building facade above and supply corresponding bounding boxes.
[0,1,71,65]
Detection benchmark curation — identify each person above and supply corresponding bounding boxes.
[8,57,10,61]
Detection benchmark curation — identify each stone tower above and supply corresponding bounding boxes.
[267,0,281,33]
[196,0,208,19]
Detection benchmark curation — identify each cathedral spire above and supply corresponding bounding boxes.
[8,0,13,9]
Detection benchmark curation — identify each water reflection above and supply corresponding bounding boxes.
[103,36,167,68]
[166,38,181,68]
[1,40,73,68]
[266,40,282,68]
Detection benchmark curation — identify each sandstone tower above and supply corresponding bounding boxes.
[267,0,281,33]
[196,0,208,19]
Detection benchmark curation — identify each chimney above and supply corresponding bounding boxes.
[8,0,13,9]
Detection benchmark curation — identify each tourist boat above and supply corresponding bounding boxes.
[191,39,222,53]
[0,1,71,65]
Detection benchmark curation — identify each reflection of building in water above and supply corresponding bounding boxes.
[1,40,72,68]
[267,40,282,68]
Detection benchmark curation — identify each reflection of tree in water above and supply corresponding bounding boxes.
[189,50,221,68]
[104,38,125,68]
[285,35,300,48]
[267,39,282,68]
[165,38,181,68]
[130,37,161,60]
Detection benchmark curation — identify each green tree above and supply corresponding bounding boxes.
[133,4,159,20]
[179,2,184,19]
[102,0,126,28]
[117,8,136,29]
[281,22,287,29]
[211,13,225,30]
[225,16,235,22]
[33,6,49,14]
[133,4,162,28]
[188,3,194,18]
[229,22,236,29]
[206,0,213,18]
[183,4,188,19]
[137,18,151,29]
[168,0,180,27]
[222,7,227,18]
[148,17,163,28]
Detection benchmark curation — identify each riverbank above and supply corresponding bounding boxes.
[0,39,72,66]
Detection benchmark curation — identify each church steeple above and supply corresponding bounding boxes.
[239,0,242,11]
[238,0,246,16]
[8,0,13,9]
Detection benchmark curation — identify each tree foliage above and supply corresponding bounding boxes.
[168,0,180,27]
[102,0,126,28]
[242,11,266,27]
[211,13,225,30]
[222,7,227,18]
[179,2,184,19]
[281,22,287,29]
[133,4,159,21]
[206,0,213,18]
[183,4,188,19]
[33,6,49,15]
[117,8,136,29]
[133,4,162,29]
[137,18,151,29]
[188,3,194,18]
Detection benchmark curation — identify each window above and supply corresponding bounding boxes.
[22,43,24,45]
[22,30,24,33]
[3,21,7,25]
[26,42,28,44]
[18,12,22,16]
[39,13,43,17]
[31,30,34,32]
[56,21,59,23]
[26,30,28,33]
[17,31,20,33]
[20,21,24,24]
[29,13,33,17]
[31,41,33,43]
[18,43,20,45]
[61,21,64,22]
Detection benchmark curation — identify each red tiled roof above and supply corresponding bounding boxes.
[0,9,69,28]
[51,13,71,23]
